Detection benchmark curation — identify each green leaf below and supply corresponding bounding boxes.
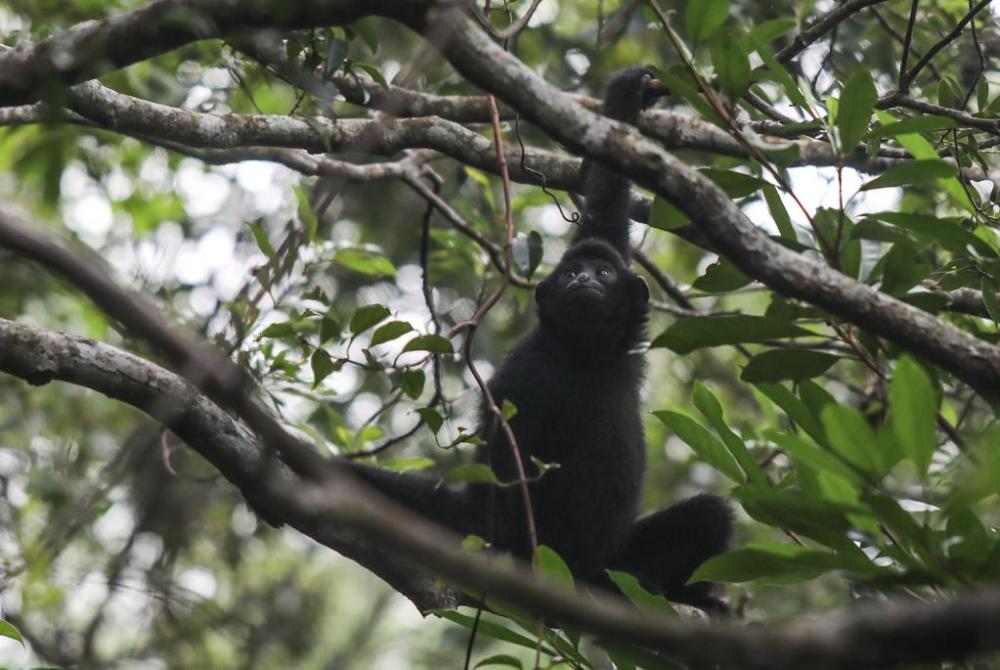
[863,492,936,565]
[691,544,877,584]
[859,160,954,190]
[741,349,839,383]
[747,33,809,111]
[983,277,1000,324]
[879,243,932,295]
[351,18,379,54]
[402,334,454,355]
[835,70,877,153]
[311,349,343,387]
[324,38,349,76]
[701,168,764,198]
[820,405,882,475]
[475,655,523,669]
[399,369,426,399]
[416,407,443,433]
[501,399,518,421]
[868,212,996,258]
[0,619,23,645]
[687,0,730,44]
[513,231,544,279]
[294,185,319,242]
[260,321,294,338]
[656,66,727,127]
[691,258,751,292]
[870,115,957,138]
[763,185,796,241]
[534,545,574,587]
[370,320,413,346]
[755,383,827,445]
[889,356,938,477]
[432,610,553,654]
[599,642,684,670]
[767,431,864,486]
[354,62,390,89]
[606,570,674,615]
[649,195,690,230]
[249,222,276,259]
[319,315,341,344]
[334,248,396,276]
[875,111,973,211]
[442,463,498,485]
[349,304,391,335]
[382,457,434,472]
[735,488,863,552]
[692,383,766,485]
[799,380,837,420]
[653,411,744,482]
[743,19,797,46]
[651,315,811,354]
[709,36,751,100]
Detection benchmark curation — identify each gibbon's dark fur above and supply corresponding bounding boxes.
[353,68,732,611]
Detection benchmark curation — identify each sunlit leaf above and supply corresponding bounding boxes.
[349,304,391,335]
[691,544,878,584]
[442,463,498,484]
[687,0,730,44]
[606,570,675,615]
[534,545,573,587]
[399,369,426,399]
[311,349,343,387]
[651,316,811,353]
[370,320,413,346]
[889,356,938,477]
[0,620,23,646]
[334,248,396,277]
[692,383,766,485]
[860,160,954,190]
[402,334,454,354]
[249,222,275,259]
[740,349,839,383]
[692,258,751,292]
[654,411,743,482]
[835,70,877,153]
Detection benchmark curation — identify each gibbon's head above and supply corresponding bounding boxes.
[535,239,648,350]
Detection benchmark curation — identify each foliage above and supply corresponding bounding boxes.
[0,0,999,668]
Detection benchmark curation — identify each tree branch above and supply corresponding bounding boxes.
[0,0,428,106]
[777,0,891,63]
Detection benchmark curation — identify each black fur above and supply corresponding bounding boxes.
[352,68,732,609]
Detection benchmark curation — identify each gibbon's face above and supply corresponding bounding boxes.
[536,242,648,340]
[555,256,620,300]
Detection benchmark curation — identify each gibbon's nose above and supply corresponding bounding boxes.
[569,270,595,288]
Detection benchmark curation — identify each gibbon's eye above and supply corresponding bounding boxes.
[597,265,612,277]
[564,268,578,279]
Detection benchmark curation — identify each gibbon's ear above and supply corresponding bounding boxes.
[632,275,649,305]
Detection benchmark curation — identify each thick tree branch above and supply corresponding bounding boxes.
[0,316,455,610]
[0,0,430,106]
[59,80,716,247]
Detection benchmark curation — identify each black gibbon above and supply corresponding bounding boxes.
[353,68,732,611]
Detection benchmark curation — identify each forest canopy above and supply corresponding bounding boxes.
[0,0,999,668]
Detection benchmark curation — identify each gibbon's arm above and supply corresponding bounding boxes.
[349,462,484,537]
[571,67,667,259]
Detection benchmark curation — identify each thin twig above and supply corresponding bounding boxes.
[900,0,993,91]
